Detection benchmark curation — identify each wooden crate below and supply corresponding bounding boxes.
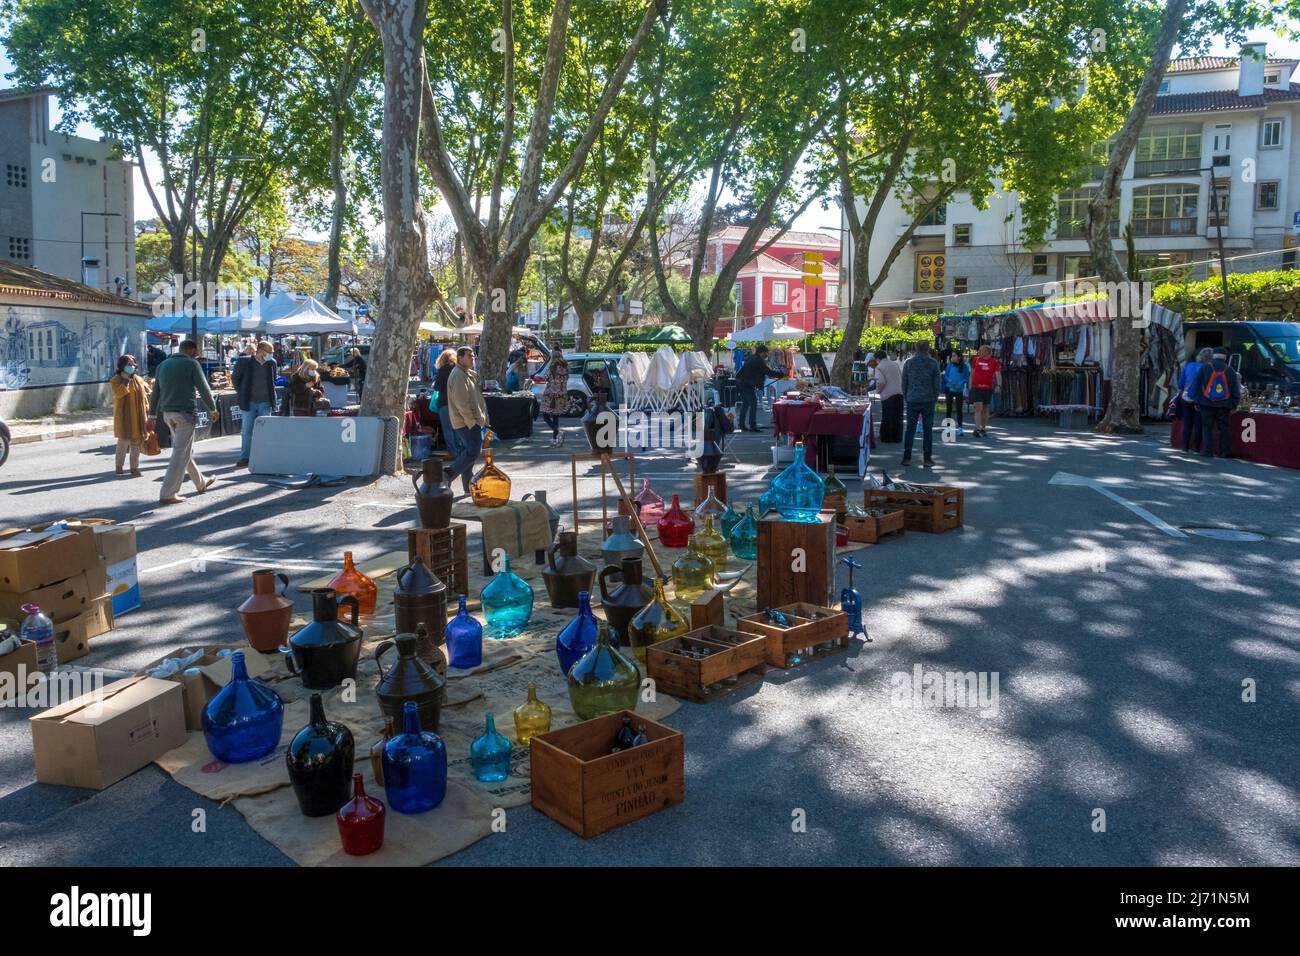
[844,508,905,544]
[406,523,470,596]
[865,485,964,534]
[756,513,835,609]
[530,711,684,838]
[737,603,850,669]
[646,626,767,703]
[692,471,727,506]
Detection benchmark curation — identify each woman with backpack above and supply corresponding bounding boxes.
[941,352,970,436]
[1176,347,1211,454]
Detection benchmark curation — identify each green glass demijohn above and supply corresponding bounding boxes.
[770,442,825,522]
[821,462,848,509]
[728,505,759,561]
[566,621,641,720]
[671,533,715,604]
[479,553,534,639]
[628,577,688,662]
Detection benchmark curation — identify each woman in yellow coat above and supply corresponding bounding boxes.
[111,353,151,476]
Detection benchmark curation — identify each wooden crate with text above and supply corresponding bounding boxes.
[646,626,767,702]
[756,513,835,609]
[737,603,850,669]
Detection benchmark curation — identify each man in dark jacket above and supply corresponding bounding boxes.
[900,341,943,466]
[1193,350,1242,458]
[231,341,277,467]
[735,345,784,432]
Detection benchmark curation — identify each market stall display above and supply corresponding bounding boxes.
[484,393,537,440]
[1170,409,1300,469]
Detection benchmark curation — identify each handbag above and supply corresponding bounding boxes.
[142,422,161,456]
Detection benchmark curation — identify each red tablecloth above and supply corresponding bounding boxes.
[772,401,875,467]
[1171,410,1300,469]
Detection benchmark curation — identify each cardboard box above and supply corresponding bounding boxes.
[59,520,138,615]
[0,527,100,593]
[0,639,40,704]
[31,676,187,790]
[51,598,114,664]
[0,570,97,624]
[137,645,271,732]
[104,557,140,617]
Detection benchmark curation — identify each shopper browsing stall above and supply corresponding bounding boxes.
[1176,348,1212,454]
[1193,350,1242,459]
[869,351,903,442]
[942,352,970,435]
[968,345,1002,438]
[901,342,942,467]
[736,345,784,432]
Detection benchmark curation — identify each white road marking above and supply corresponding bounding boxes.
[140,543,246,574]
[1049,472,1188,538]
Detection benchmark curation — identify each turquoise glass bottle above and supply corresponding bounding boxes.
[479,553,534,639]
[445,593,483,668]
[555,590,599,675]
[720,501,745,539]
[381,701,447,814]
[729,505,759,560]
[758,483,781,517]
[770,442,824,522]
[470,712,512,782]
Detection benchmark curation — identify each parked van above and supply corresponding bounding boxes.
[1183,321,1300,396]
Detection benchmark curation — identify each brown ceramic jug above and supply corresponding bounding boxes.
[237,569,294,652]
[597,556,655,647]
[413,457,453,529]
[393,557,448,657]
[542,530,596,609]
[375,632,446,732]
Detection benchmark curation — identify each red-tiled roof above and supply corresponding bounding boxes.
[709,225,840,247]
[1167,56,1295,74]
[0,259,148,310]
[1151,83,1300,116]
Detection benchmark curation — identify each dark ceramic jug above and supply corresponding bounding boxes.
[237,568,293,652]
[287,589,363,689]
[597,556,655,647]
[542,530,596,609]
[375,632,446,732]
[413,457,453,529]
[582,390,617,454]
[393,557,448,656]
[286,693,356,817]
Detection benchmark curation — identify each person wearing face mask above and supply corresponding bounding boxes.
[290,360,326,416]
[231,340,278,467]
[111,353,151,476]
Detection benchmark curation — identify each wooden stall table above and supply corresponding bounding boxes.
[1171,410,1300,469]
[771,400,875,471]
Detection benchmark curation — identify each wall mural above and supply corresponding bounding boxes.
[0,306,144,391]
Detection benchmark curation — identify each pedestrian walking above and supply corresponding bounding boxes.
[539,348,569,446]
[1177,347,1211,453]
[289,360,326,416]
[110,353,151,477]
[231,341,277,467]
[735,345,784,432]
[445,347,489,495]
[433,348,462,454]
[1193,350,1242,458]
[900,342,942,467]
[941,351,970,435]
[869,350,904,442]
[344,347,367,401]
[149,340,217,505]
[968,345,1002,437]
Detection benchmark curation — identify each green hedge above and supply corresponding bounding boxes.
[1151,270,1300,322]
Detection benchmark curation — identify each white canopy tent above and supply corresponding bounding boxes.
[261,297,356,335]
[419,320,459,335]
[724,316,806,344]
[453,321,534,336]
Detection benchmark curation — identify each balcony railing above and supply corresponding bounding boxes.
[1056,220,1121,239]
[1134,157,1201,177]
[1130,217,1197,237]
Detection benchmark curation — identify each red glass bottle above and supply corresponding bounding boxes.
[337,773,385,856]
[656,494,695,548]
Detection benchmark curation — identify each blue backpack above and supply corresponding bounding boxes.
[1202,367,1230,402]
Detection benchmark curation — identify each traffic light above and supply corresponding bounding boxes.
[802,251,823,287]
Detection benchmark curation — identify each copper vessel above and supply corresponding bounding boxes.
[542,530,596,609]
[237,569,294,652]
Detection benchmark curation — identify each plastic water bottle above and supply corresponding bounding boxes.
[20,604,56,672]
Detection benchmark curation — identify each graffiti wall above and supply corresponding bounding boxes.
[0,304,147,392]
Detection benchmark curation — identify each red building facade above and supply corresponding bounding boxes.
[702,226,841,338]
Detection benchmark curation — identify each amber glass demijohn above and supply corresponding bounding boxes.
[470,432,511,507]
[513,682,552,744]
[327,551,377,617]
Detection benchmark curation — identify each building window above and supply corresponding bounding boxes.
[1261,118,1283,148]
[7,236,31,259]
[1257,181,1280,210]
[914,252,946,293]
[1083,141,1113,181]
[953,277,969,295]
[952,223,972,246]
[1130,183,1198,236]
[1209,181,1230,225]
[1213,124,1231,151]
[1135,123,1201,175]
[1056,188,1120,238]
[772,281,788,305]
[1031,254,1049,276]
[918,203,947,227]
[5,164,28,188]
[826,283,839,306]
[1063,255,1095,279]
[1157,80,1170,94]
[1265,70,1281,84]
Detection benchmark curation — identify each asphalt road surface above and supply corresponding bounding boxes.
[1,412,1297,866]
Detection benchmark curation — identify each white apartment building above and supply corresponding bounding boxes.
[844,43,1300,321]
[0,87,137,297]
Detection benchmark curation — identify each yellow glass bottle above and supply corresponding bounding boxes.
[695,514,729,573]
[470,432,511,508]
[512,682,552,744]
[670,534,714,604]
[628,577,688,661]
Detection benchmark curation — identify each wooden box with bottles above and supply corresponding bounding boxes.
[737,603,850,669]
[406,524,470,596]
[865,485,964,534]
[645,626,767,703]
[756,513,835,609]
[530,711,684,838]
[844,508,905,543]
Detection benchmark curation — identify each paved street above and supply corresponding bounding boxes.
[1,412,1298,866]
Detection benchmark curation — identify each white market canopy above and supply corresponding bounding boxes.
[725,316,807,344]
[453,321,534,336]
[419,320,458,335]
[145,293,354,335]
[261,296,355,335]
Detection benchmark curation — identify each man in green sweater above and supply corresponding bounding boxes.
[149,341,218,504]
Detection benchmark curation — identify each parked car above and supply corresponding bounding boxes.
[322,343,371,367]
[1184,321,1300,396]
[529,352,624,417]
[0,416,9,468]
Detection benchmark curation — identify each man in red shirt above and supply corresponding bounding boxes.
[968,345,1002,438]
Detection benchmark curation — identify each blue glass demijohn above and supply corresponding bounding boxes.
[445,593,484,668]
[469,712,513,783]
[770,442,825,522]
[381,701,447,814]
[479,553,534,639]
[202,651,284,763]
[555,590,599,675]
[728,505,759,560]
